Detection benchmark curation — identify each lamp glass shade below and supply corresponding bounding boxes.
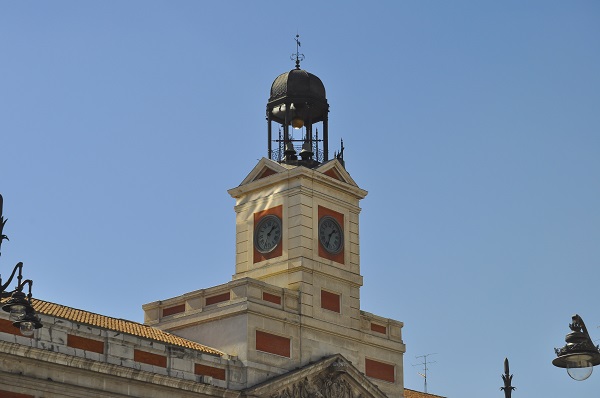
[9,304,27,320]
[19,321,35,337]
[567,365,593,381]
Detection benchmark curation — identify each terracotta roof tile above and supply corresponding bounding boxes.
[404,389,446,398]
[28,299,224,357]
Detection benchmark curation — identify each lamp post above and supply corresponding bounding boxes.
[553,314,600,381]
[0,194,42,336]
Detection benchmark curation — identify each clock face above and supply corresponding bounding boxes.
[318,216,343,254]
[254,215,282,254]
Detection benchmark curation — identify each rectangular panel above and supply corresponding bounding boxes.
[205,292,231,306]
[317,206,345,264]
[370,323,387,334]
[162,303,185,317]
[134,349,167,367]
[365,358,395,383]
[253,205,283,263]
[262,292,282,305]
[0,390,35,398]
[0,319,20,336]
[321,290,341,313]
[195,363,226,380]
[67,334,104,354]
[256,330,290,357]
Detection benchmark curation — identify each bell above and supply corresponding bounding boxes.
[299,141,313,160]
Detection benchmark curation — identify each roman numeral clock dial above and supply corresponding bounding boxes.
[318,216,343,254]
[254,215,282,254]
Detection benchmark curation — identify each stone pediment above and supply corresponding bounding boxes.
[315,160,359,187]
[235,158,360,189]
[237,158,289,186]
[242,355,388,398]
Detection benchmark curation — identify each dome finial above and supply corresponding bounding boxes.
[291,34,305,70]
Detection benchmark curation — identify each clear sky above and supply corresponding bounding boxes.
[1,1,599,397]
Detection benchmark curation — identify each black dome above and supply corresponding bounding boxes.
[265,65,331,166]
[269,69,326,103]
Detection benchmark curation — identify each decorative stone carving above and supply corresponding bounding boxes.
[245,355,385,398]
[270,373,361,398]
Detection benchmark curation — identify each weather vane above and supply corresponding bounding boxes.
[291,34,305,69]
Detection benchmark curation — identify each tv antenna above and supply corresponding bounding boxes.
[412,353,437,394]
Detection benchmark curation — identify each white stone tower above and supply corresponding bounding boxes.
[143,50,406,397]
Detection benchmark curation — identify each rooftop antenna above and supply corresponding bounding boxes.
[291,34,305,69]
[412,353,437,394]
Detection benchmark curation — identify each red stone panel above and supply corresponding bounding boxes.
[324,168,343,181]
[0,319,20,336]
[321,290,341,313]
[205,292,230,306]
[0,390,35,398]
[67,334,104,354]
[256,167,277,180]
[370,323,387,334]
[317,206,345,264]
[162,303,185,317]
[134,349,167,367]
[253,205,283,263]
[195,363,226,380]
[262,292,282,305]
[255,330,290,357]
[365,358,395,383]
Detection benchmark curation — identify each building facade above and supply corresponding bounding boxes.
[0,60,445,398]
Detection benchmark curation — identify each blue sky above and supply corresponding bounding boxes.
[1,1,599,397]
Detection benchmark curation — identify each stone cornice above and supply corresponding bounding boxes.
[228,162,367,201]
[0,340,239,397]
[231,184,364,214]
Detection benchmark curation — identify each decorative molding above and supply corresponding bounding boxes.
[242,355,389,398]
[229,160,367,202]
[0,341,238,396]
[270,375,363,398]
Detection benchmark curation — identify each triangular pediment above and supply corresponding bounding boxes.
[242,355,388,398]
[239,158,289,186]
[316,159,359,188]
[229,158,367,200]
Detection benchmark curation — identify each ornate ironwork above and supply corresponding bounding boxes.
[271,137,324,164]
[500,358,515,398]
[0,194,8,256]
[0,194,42,334]
[554,314,600,360]
[290,34,305,70]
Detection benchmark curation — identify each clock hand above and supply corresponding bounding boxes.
[326,230,336,247]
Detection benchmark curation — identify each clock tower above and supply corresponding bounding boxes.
[143,49,406,397]
[228,57,368,324]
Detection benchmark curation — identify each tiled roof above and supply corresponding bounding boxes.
[404,389,446,398]
[30,298,224,357]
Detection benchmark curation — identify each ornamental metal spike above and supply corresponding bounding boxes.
[0,194,9,257]
[500,358,516,398]
[290,34,305,69]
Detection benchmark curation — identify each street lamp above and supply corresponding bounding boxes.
[0,194,42,335]
[553,314,600,381]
